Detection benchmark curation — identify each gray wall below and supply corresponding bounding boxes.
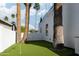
[27,32,43,41]
[39,7,54,43]
[63,3,79,49]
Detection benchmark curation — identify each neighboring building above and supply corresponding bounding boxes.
[39,6,54,42]
[39,4,64,49]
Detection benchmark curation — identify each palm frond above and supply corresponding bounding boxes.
[24,3,32,8]
[33,3,40,11]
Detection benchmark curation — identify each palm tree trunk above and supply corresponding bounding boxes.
[22,3,29,43]
[16,3,21,43]
[53,3,64,49]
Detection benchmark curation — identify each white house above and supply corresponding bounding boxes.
[39,6,54,43]
[0,19,16,52]
[63,3,79,54]
[39,3,79,54]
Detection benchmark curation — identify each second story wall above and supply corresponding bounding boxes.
[39,6,54,42]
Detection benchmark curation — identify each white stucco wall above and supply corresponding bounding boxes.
[27,32,43,41]
[63,3,79,49]
[0,26,16,52]
[39,7,54,43]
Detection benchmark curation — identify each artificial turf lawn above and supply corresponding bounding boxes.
[0,40,75,56]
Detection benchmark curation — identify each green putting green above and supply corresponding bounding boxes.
[0,40,75,56]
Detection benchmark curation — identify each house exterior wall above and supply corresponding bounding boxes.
[0,26,16,52]
[63,3,79,51]
[63,3,79,48]
[39,7,54,43]
[63,3,74,49]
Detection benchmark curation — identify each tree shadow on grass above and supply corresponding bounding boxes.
[26,40,52,48]
[25,40,75,56]
[49,47,75,56]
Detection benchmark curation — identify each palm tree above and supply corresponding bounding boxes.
[4,16,8,21]
[22,3,32,43]
[53,3,64,49]
[16,3,21,43]
[22,3,40,43]
[33,3,40,29]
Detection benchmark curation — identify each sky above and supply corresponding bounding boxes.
[0,3,53,30]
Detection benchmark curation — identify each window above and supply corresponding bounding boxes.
[46,24,48,29]
[46,30,48,36]
[45,24,48,36]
